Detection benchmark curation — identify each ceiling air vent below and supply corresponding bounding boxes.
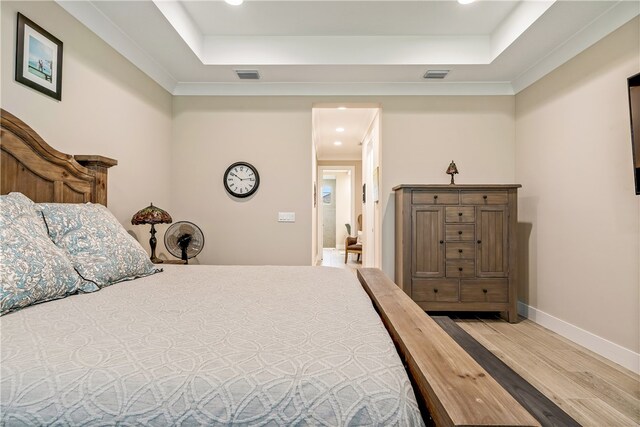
[235,70,260,80]
[423,70,449,80]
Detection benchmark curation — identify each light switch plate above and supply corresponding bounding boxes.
[278,212,295,222]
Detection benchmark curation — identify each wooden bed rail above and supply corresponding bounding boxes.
[357,268,539,427]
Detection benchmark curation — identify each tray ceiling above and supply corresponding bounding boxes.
[56,0,639,96]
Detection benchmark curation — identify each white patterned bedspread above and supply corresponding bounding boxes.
[1,266,424,426]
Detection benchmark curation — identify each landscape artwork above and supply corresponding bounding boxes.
[15,13,63,100]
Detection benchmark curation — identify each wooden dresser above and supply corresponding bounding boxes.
[393,184,521,322]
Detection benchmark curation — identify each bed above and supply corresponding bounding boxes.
[0,109,539,426]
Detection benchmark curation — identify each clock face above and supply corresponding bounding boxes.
[223,162,260,198]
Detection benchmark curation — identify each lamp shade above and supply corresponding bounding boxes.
[131,203,172,225]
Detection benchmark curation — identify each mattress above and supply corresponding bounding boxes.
[1,265,424,426]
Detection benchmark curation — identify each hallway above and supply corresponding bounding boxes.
[319,248,360,274]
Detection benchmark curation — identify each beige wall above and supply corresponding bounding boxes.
[172,97,313,265]
[380,96,517,275]
[0,1,173,257]
[515,18,640,353]
[171,95,515,268]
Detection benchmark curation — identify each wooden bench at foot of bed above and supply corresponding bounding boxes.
[357,268,540,427]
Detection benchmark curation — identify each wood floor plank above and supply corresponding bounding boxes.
[474,333,595,399]
[567,371,640,423]
[434,317,580,427]
[456,318,640,427]
[565,398,639,427]
[549,350,640,399]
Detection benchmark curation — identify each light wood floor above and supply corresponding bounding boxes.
[318,251,639,425]
[456,316,640,426]
[318,248,360,274]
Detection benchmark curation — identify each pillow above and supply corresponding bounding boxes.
[0,193,96,315]
[356,230,363,245]
[39,203,161,288]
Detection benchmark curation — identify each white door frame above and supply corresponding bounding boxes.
[360,110,381,268]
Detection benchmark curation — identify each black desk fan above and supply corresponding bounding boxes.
[164,221,204,263]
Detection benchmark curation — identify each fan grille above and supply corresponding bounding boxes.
[164,221,205,260]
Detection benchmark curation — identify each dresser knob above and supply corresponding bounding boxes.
[433,195,438,200]
[483,195,488,200]
[458,230,463,235]
[458,267,463,272]
[458,212,463,216]
[458,249,463,253]
[439,240,444,244]
[483,289,488,294]
[477,240,482,244]
[433,288,438,293]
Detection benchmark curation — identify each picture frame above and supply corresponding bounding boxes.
[15,13,63,101]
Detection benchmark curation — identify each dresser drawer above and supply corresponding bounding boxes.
[445,206,475,223]
[412,191,459,205]
[446,259,475,278]
[413,279,459,302]
[445,224,475,241]
[461,191,508,205]
[460,279,508,302]
[446,242,475,259]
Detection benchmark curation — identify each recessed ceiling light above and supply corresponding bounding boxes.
[334,141,342,146]
[225,0,243,5]
[336,127,345,132]
[457,0,475,4]
[337,106,347,110]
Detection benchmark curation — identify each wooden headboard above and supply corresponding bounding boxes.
[1,109,117,205]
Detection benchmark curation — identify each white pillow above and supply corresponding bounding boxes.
[0,193,95,315]
[39,203,161,288]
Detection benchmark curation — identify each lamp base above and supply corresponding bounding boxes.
[149,224,159,262]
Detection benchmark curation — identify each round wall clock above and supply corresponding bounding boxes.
[223,162,260,198]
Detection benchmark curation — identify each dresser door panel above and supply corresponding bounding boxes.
[476,206,508,277]
[412,206,445,277]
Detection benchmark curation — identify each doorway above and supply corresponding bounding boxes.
[311,104,381,268]
[317,166,355,260]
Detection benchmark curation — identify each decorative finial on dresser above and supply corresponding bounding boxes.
[446,160,459,185]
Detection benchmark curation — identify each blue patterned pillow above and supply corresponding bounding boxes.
[39,203,161,288]
[0,193,97,315]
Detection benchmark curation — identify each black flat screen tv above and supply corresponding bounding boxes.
[628,72,640,195]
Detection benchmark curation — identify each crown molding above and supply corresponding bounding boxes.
[173,82,515,96]
[512,1,640,93]
[55,0,178,93]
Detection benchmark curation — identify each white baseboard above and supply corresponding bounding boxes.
[518,302,640,374]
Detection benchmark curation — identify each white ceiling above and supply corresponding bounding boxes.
[54,0,638,161]
[57,0,638,96]
[314,107,378,161]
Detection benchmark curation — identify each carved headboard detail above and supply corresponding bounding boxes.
[1,109,117,205]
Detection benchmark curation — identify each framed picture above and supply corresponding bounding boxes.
[15,13,63,101]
